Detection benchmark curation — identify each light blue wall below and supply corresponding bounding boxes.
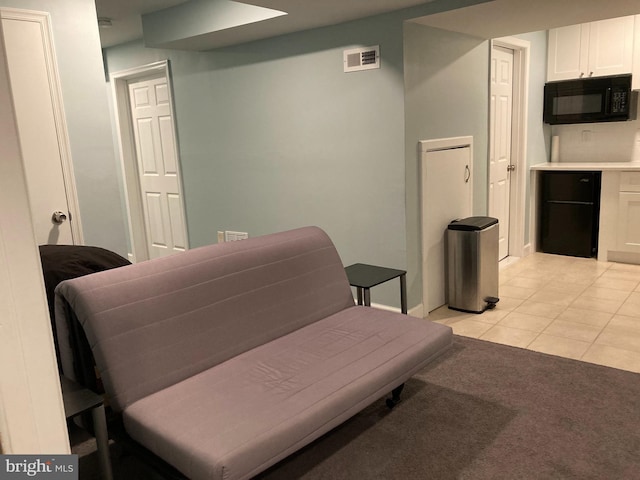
[0,0,128,256]
[403,23,490,309]
[402,26,550,310]
[2,0,549,310]
[514,30,551,242]
[103,0,503,309]
[106,0,545,311]
[106,12,409,306]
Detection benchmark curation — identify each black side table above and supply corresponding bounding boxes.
[345,263,407,314]
[61,376,113,480]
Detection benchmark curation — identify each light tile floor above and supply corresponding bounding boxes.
[430,252,640,374]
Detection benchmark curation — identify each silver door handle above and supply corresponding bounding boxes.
[507,164,516,172]
[52,211,67,225]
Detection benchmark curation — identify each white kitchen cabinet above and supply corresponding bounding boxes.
[619,171,640,192]
[617,192,640,253]
[547,16,634,81]
[547,24,588,81]
[617,171,640,253]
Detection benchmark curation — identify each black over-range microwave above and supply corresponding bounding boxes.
[543,74,635,125]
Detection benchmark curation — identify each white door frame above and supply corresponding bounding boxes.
[1,8,83,245]
[490,36,530,258]
[111,60,188,262]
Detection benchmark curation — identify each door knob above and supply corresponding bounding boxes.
[507,164,516,172]
[52,211,67,225]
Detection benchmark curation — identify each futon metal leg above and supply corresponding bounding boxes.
[386,383,405,409]
[92,404,114,480]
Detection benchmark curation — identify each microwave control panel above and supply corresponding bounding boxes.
[611,89,628,114]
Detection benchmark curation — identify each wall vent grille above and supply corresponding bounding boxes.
[343,46,380,72]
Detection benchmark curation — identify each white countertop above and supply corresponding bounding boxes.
[531,162,640,171]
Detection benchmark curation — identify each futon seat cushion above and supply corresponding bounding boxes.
[123,306,452,480]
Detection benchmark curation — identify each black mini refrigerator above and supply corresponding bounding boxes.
[539,171,601,258]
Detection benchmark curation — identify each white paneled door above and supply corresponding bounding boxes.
[128,75,186,259]
[1,9,80,246]
[489,45,514,261]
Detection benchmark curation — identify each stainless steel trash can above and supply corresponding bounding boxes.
[447,216,499,313]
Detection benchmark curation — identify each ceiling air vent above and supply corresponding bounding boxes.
[343,46,380,73]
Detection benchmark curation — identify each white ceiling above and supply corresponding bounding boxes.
[412,0,640,39]
[94,0,640,50]
[95,0,187,48]
[94,0,436,49]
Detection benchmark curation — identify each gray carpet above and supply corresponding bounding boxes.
[74,336,640,479]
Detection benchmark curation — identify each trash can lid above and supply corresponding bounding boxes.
[448,216,498,231]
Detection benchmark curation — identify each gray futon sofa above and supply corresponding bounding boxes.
[55,226,452,479]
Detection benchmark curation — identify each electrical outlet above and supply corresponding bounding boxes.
[224,231,248,242]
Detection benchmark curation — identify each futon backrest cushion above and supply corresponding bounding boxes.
[56,226,354,412]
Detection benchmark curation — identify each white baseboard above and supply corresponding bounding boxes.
[352,299,425,319]
[369,302,400,313]
[522,243,532,257]
[607,250,640,265]
[408,303,424,318]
